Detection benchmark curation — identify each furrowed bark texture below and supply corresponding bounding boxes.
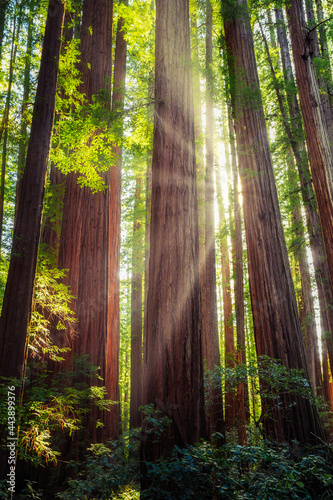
[201,0,224,438]
[142,0,205,465]
[287,0,333,297]
[260,23,321,394]
[57,0,117,442]
[223,0,324,443]
[275,6,333,389]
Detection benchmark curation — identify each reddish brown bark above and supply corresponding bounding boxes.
[304,0,333,151]
[228,105,248,443]
[106,0,127,440]
[275,7,333,397]
[260,24,322,395]
[142,0,205,468]
[0,0,65,380]
[216,169,235,432]
[287,0,333,299]
[130,176,143,429]
[223,0,324,443]
[56,0,117,443]
[0,0,65,479]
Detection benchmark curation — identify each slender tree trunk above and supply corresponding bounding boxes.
[0,0,9,60]
[191,13,208,439]
[0,4,22,246]
[0,0,65,479]
[201,0,224,438]
[130,176,143,428]
[15,0,39,220]
[216,164,235,432]
[287,0,333,299]
[223,0,324,443]
[228,104,248,442]
[304,0,333,152]
[289,162,321,394]
[315,0,333,91]
[142,0,205,474]
[106,0,126,440]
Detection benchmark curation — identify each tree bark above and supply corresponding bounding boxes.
[228,104,248,443]
[201,0,224,438]
[56,0,116,443]
[0,0,10,61]
[0,4,23,246]
[260,22,322,395]
[286,0,333,298]
[275,6,333,395]
[106,0,126,440]
[142,0,205,471]
[0,0,65,479]
[304,0,333,153]
[15,0,37,220]
[130,175,143,429]
[223,0,324,443]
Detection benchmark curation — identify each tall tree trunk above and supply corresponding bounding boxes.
[130,175,143,428]
[228,104,248,442]
[201,0,224,438]
[0,3,22,246]
[223,0,324,444]
[0,0,9,60]
[304,0,333,152]
[315,0,333,90]
[142,0,205,473]
[216,163,235,432]
[15,1,41,221]
[0,0,65,479]
[260,22,322,395]
[275,6,333,392]
[191,12,208,438]
[289,161,321,394]
[286,0,333,298]
[106,0,127,440]
[56,0,115,443]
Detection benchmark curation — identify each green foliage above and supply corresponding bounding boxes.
[53,437,333,500]
[55,433,140,500]
[28,257,77,362]
[142,440,333,499]
[205,356,332,433]
[51,38,118,193]
[0,355,114,469]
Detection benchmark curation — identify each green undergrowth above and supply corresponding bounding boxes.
[46,435,333,499]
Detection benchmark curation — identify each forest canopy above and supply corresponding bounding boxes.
[1,0,333,498]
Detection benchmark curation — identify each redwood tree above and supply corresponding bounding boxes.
[0,0,65,480]
[201,0,224,438]
[56,0,117,442]
[0,0,65,381]
[223,0,323,443]
[286,0,333,295]
[142,0,205,465]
